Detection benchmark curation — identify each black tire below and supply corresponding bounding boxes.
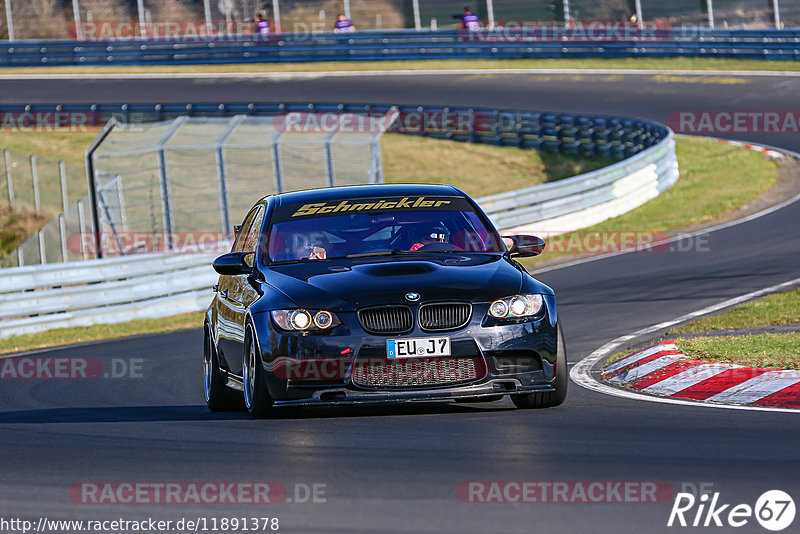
[203,327,244,411]
[243,323,274,419]
[511,326,568,409]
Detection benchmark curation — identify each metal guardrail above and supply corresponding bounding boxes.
[2,28,800,67]
[479,132,678,232]
[0,253,217,338]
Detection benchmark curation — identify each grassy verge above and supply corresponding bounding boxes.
[606,287,800,370]
[0,131,99,167]
[675,334,800,370]
[3,57,800,75]
[0,312,204,355]
[382,134,609,198]
[521,136,780,266]
[672,287,800,334]
[0,207,47,259]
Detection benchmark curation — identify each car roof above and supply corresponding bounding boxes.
[261,183,466,207]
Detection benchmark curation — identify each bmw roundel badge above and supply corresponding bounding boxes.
[405,292,421,302]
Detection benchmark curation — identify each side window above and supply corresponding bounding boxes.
[233,207,261,253]
[242,207,265,253]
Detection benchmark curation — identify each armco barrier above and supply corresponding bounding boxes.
[0,253,217,338]
[2,28,800,67]
[479,131,678,232]
[0,101,676,337]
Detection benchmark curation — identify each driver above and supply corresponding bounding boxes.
[293,232,328,260]
[410,224,449,251]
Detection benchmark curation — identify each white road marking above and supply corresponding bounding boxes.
[606,354,684,384]
[642,363,733,396]
[602,342,677,374]
[705,372,800,404]
[569,276,800,414]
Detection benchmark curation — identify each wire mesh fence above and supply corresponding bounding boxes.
[0,0,796,41]
[79,112,390,258]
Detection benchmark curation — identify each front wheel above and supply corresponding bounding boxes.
[511,326,568,409]
[243,324,274,419]
[204,327,243,411]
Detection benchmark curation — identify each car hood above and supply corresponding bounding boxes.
[263,254,539,311]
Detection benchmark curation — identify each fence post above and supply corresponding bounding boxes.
[72,0,83,40]
[486,0,495,29]
[59,213,68,262]
[31,155,41,214]
[59,161,69,214]
[369,137,382,184]
[773,0,781,29]
[707,0,715,28]
[215,115,243,235]
[5,149,14,209]
[85,118,119,259]
[116,175,127,231]
[412,0,421,31]
[155,116,187,249]
[324,132,335,187]
[38,230,46,264]
[77,199,88,260]
[272,0,282,33]
[271,131,284,193]
[634,0,643,29]
[3,0,14,41]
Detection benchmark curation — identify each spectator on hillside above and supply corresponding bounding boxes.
[255,10,270,37]
[461,7,480,31]
[334,14,355,33]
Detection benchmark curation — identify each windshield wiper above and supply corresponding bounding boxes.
[343,250,397,259]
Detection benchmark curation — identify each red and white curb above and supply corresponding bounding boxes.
[603,340,800,409]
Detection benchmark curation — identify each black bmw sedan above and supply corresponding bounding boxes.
[204,184,566,418]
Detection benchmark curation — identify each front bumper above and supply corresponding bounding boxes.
[251,299,560,405]
[272,378,554,407]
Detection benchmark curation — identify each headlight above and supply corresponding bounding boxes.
[271,309,341,331]
[488,294,543,319]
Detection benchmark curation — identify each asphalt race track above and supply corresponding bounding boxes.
[1,71,799,533]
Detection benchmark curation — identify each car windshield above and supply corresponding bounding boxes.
[264,195,504,263]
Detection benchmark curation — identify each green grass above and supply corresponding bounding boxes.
[3,57,800,74]
[0,206,47,258]
[381,134,609,197]
[672,287,800,333]
[674,334,800,370]
[521,136,780,265]
[0,131,99,167]
[0,312,204,355]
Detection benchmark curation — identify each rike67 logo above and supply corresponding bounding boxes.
[668,490,795,531]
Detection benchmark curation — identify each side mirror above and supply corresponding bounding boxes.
[503,235,546,257]
[213,252,253,275]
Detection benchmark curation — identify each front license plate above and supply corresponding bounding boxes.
[387,337,451,359]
